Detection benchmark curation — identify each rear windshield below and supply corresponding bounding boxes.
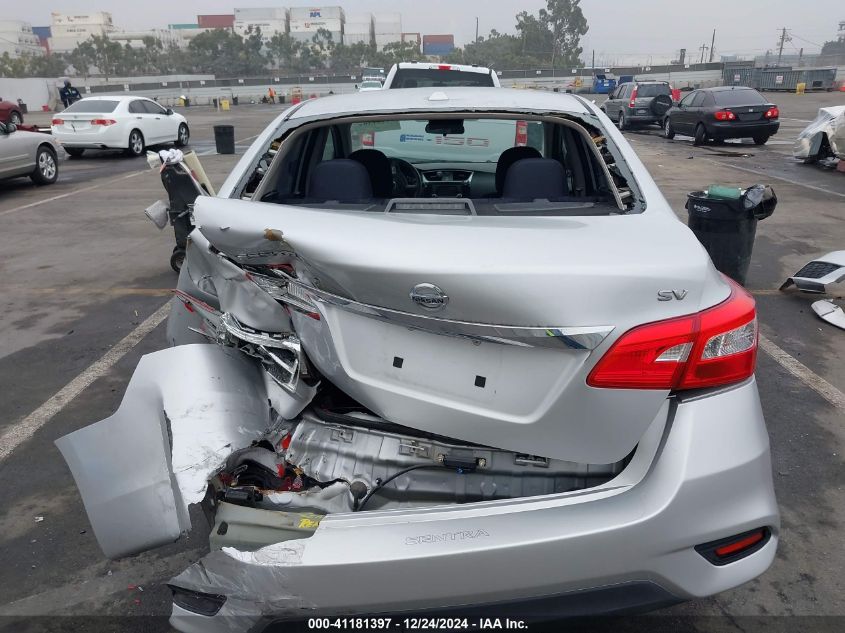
[390,68,495,89]
[636,84,671,97]
[63,100,119,113]
[713,89,767,106]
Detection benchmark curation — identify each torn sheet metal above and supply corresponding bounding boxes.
[780,251,845,293]
[812,300,845,331]
[56,345,273,558]
[793,106,845,162]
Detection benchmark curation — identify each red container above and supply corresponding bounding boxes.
[197,14,235,28]
[423,34,455,45]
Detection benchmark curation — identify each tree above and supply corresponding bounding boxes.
[539,0,588,68]
[268,32,300,70]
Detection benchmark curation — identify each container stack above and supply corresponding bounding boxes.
[289,6,344,45]
[423,34,455,57]
[344,13,373,46]
[373,12,401,51]
[233,7,288,40]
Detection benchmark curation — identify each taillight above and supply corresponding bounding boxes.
[764,107,779,119]
[587,278,757,390]
[628,86,638,108]
[438,64,452,70]
[51,118,64,125]
[714,110,737,121]
[361,132,374,146]
[90,119,117,126]
[514,120,528,146]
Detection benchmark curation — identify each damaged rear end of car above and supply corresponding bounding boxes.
[56,88,778,631]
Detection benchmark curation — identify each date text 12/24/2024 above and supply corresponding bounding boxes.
[308,618,529,630]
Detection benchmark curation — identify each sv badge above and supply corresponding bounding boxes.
[657,289,688,301]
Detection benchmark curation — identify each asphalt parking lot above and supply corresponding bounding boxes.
[0,93,843,632]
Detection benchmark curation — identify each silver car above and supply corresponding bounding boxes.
[57,88,778,631]
[0,122,59,185]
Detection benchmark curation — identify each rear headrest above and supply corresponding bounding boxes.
[308,159,372,201]
[495,146,542,194]
[502,158,567,200]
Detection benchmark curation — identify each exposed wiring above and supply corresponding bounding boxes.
[354,463,448,512]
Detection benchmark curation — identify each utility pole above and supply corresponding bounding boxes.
[776,27,789,66]
[698,43,709,64]
[798,47,804,67]
[475,17,479,44]
[709,29,716,62]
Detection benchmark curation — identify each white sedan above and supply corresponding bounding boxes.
[51,96,190,158]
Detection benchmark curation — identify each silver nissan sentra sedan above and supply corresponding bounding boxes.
[56,88,778,632]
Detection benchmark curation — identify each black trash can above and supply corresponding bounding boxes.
[232,96,239,106]
[213,124,235,155]
[685,187,776,285]
[212,97,218,108]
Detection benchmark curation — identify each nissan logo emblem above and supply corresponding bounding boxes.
[409,283,449,311]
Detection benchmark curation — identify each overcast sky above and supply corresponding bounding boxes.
[17,0,844,64]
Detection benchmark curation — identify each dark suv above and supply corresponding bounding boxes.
[601,81,674,129]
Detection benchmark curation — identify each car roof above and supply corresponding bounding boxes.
[394,62,493,74]
[288,87,590,120]
[704,86,758,92]
[74,95,152,101]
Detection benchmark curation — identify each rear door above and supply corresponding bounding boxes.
[127,99,154,142]
[0,123,32,176]
[674,91,698,133]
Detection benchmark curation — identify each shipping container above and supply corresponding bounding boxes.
[168,23,199,30]
[291,29,342,44]
[375,33,403,48]
[234,7,288,21]
[290,18,343,32]
[32,25,51,38]
[197,14,235,29]
[723,66,838,91]
[373,12,401,23]
[289,6,344,21]
[234,19,287,38]
[51,12,113,26]
[344,31,373,46]
[423,34,455,45]
[423,42,455,56]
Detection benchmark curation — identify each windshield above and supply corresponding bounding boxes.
[63,100,120,113]
[636,84,670,97]
[389,68,495,88]
[350,118,544,164]
[713,89,767,106]
[360,81,382,89]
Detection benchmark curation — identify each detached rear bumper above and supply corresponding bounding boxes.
[169,378,778,632]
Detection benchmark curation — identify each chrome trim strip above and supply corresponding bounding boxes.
[249,272,613,351]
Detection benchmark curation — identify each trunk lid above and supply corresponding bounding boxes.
[194,197,728,463]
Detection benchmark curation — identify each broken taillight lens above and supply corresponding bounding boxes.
[587,277,757,390]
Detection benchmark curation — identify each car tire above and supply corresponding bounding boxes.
[618,111,628,131]
[663,118,675,139]
[170,248,186,273]
[125,129,145,157]
[693,124,707,146]
[175,123,190,147]
[9,111,23,126]
[753,135,770,145]
[65,147,85,158]
[30,146,58,185]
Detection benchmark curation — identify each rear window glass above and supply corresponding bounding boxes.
[63,99,119,113]
[636,84,671,97]
[713,89,767,106]
[390,68,495,88]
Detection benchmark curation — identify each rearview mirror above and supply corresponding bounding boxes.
[425,119,465,136]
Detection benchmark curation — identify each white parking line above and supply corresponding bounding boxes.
[759,334,845,410]
[780,118,813,123]
[0,170,147,218]
[701,159,845,199]
[0,302,170,463]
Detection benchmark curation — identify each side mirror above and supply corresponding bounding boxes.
[166,108,174,115]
